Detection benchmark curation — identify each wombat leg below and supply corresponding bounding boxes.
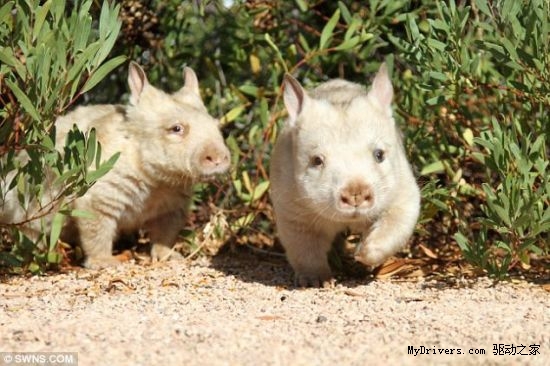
[278,219,335,287]
[354,207,413,267]
[80,218,120,269]
[146,211,184,262]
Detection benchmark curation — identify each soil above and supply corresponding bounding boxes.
[0,248,548,366]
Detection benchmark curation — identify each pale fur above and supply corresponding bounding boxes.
[0,62,230,269]
[270,64,420,286]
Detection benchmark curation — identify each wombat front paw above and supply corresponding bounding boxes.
[151,245,184,262]
[294,270,333,288]
[354,243,390,267]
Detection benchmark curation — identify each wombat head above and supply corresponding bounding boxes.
[125,62,230,184]
[282,64,410,222]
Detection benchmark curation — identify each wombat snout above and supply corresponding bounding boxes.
[196,143,231,175]
[339,180,373,209]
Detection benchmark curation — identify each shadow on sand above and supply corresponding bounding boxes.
[208,244,374,289]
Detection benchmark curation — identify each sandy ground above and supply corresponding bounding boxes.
[0,248,548,366]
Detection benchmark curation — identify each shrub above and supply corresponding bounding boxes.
[0,0,124,273]
[392,0,549,277]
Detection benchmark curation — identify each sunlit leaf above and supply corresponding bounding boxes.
[49,212,65,252]
[319,9,340,50]
[81,55,126,93]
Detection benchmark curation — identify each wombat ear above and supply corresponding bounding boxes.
[128,62,150,105]
[183,67,201,97]
[283,74,307,127]
[370,63,394,108]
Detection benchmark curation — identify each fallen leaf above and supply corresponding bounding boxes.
[375,258,413,279]
[105,278,135,293]
[114,250,133,262]
[418,243,438,259]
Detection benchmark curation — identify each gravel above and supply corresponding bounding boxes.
[1,249,548,366]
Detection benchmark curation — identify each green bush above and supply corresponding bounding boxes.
[391,0,549,277]
[1,0,548,278]
[0,0,124,272]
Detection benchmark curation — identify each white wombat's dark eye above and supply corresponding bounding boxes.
[310,155,325,168]
[373,149,385,163]
[170,124,185,134]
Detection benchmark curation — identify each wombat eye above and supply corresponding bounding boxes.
[310,155,325,168]
[373,149,385,163]
[170,124,185,135]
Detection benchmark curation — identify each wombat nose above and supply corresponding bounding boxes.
[340,181,373,208]
[198,145,230,173]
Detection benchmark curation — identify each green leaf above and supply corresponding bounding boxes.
[335,36,361,51]
[238,85,258,97]
[72,15,92,52]
[63,209,96,219]
[488,201,512,227]
[28,262,41,274]
[85,152,119,184]
[343,17,360,40]
[6,79,41,121]
[80,55,126,94]
[98,0,111,39]
[46,251,62,264]
[32,0,51,42]
[294,0,308,12]
[0,47,26,78]
[68,42,101,83]
[298,33,311,52]
[427,38,447,52]
[50,0,66,25]
[264,33,287,72]
[49,212,65,252]
[428,71,447,82]
[95,16,121,65]
[501,37,519,60]
[85,128,97,167]
[420,160,445,175]
[406,14,421,41]
[337,1,352,24]
[462,128,474,146]
[221,105,245,125]
[454,232,470,252]
[429,19,450,33]
[249,180,270,203]
[475,0,492,17]
[319,9,340,50]
[232,179,243,197]
[231,213,255,231]
[0,2,14,25]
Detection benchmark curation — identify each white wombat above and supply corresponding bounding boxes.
[270,64,420,286]
[1,62,230,269]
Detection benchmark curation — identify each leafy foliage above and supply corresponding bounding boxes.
[390,0,549,277]
[0,0,123,272]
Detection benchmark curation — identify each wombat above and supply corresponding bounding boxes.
[1,62,230,269]
[269,64,421,287]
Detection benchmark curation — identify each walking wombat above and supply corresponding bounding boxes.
[270,64,420,286]
[1,62,230,269]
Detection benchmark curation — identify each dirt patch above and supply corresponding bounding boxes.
[1,248,548,366]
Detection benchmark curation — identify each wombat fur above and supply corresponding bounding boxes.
[1,62,230,269]
[269,64,420,287]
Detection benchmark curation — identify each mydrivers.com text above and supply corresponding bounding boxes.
[408,344,541,357]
